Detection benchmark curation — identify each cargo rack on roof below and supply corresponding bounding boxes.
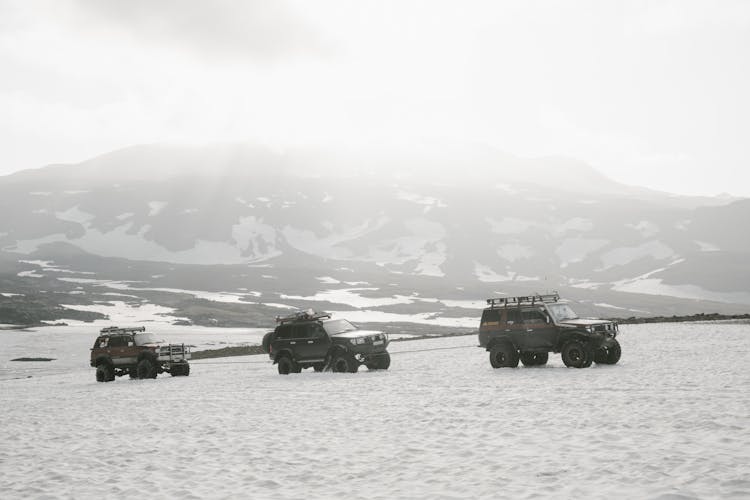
[99,326,146,335]
[276,309,331,324]
[486,293,559,308]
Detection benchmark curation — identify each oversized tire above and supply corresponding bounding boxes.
[520,351,548,366]
[561,340,593,368]
[489,342,519,368]
[366,352,391,371]
[595,340,621,365]
[534,352,549,366]
[96,363,114,382]
[332,353,359,373]
[261,332,272,354]
[136,358,158,379]
[171,363,190,376]
[594,348,607,364]
[277,355,296,375]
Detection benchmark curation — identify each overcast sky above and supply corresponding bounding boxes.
[1,0,749,197]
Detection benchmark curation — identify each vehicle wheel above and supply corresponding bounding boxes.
[261,332,272,354]
[535,352,549,366]
[171,363,190,376]
[594,348,608,364]
[96,364,114,382]
[595,340,621,365]
[367,352,391,370]
[489,342,519,368]
[561,340,593,368]
[136,358,158,379]
[520,352,548,366]
[333,353,359,373]
[277,356,296,375]
[129,369,138,379]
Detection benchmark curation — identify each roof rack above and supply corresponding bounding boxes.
[486,293,559,308]
[276,308,331,324]
[99,326,147,335]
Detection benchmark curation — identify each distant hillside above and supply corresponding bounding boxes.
[1,143,748,325]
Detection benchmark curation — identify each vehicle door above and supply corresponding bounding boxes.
[120,335,141,364]
[273,324,294,356]
[520,308,557,349]
[505,308,527,346]
[299,323,330,362]
[107,335,129,366]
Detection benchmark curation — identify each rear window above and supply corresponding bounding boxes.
[481,309,501,325]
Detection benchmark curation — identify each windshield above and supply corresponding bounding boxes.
[547,303,579,322]
[134,333,164,345]
[323,319,358,335]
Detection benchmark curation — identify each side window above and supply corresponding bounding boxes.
[109,336,126,348]
[276,325,293,339]
[310,324,327,339]
[506,309,521,324]
[481,309,501,325]
[95,337,108,348]
[292,325,310,338]
[522,310,546,324]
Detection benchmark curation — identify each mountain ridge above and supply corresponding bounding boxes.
[1,143,749,324]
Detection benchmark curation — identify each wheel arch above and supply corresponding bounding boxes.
[486,336,516,352]
[273,349,294,364]
[94,356,112,367]
[556,330,590,350]
[326,344,350,357]
[137,350,158,362]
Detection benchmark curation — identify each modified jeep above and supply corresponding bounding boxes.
[262,309,391,374]
[478,294,621,368]
[90,326,191,382]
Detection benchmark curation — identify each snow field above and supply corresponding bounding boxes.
[1,323,749,499]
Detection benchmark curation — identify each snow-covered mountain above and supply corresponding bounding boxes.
[2,143,749,319]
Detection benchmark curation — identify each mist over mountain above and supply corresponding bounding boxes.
[2,143,749,325]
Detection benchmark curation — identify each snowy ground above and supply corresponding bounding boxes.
[1,322,749,499]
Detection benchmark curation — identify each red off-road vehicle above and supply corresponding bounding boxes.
[90,326,191,382]
[478,294,621,368]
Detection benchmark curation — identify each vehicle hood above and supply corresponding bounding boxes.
[136,341,170,348]
[331,329,384,339]
[559,318,615,327]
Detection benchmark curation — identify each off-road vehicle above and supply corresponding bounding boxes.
[478,294,621,368]
[90,326,191,382]
[262,309,391,374]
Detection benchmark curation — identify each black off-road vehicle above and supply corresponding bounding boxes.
[478,294,621,368]
[90,326,191,382]
[262,309,391,375]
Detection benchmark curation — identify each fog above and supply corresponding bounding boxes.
[1,0,749,196]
